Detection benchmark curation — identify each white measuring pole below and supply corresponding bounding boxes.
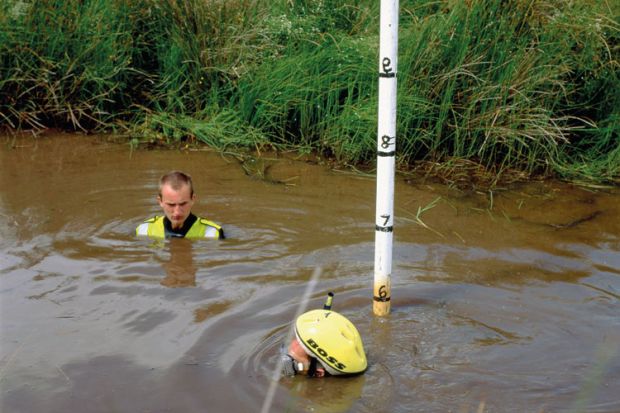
[373,0,399,316]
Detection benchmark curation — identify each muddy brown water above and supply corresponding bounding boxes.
[0,134,618,413]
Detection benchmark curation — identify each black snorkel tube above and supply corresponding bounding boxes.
[323,292,334,310]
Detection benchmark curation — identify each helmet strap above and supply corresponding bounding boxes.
[307,357,318,377]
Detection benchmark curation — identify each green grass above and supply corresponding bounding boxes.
[1,0,618,185]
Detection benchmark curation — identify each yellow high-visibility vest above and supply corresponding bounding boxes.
[136,216,223,239]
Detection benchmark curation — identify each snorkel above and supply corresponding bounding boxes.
[323,292,333,310]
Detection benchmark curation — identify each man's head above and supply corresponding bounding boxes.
[158,171,195,229]
[281,309,367,378]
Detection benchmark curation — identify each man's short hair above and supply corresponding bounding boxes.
[159,171,194,198]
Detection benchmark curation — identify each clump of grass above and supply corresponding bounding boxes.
[233,34,377,156]
[394,0,618,178]
[1,0,618,185]
[0,0,146,130]
[0,0,278,129]
[144,0,277,114]
[556,114,620,185]
[128,107,272,151]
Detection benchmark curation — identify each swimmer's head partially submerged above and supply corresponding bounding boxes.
[280,294,367,378]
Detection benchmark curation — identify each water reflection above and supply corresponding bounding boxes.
[279,374,366,413]
[160,239,197,288]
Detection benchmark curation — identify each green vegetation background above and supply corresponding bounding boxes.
[1,0,618,185]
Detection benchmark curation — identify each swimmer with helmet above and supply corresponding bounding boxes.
[280,293,367,378]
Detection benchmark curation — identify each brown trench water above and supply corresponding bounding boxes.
[0,134,618,413]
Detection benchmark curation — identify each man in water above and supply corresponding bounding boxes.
[280,303,367,378]
[136,170,224,239]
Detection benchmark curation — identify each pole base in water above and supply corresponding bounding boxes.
[373,300,390,316]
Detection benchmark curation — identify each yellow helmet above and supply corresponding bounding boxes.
[295,309,367,375]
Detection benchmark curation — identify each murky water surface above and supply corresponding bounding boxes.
[1,134,619,413]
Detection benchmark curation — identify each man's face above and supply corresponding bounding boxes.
[287,338,326,377]
[158,183,195,229]
[288,338,311,369]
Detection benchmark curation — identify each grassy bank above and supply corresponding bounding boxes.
[1,0,618,185]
